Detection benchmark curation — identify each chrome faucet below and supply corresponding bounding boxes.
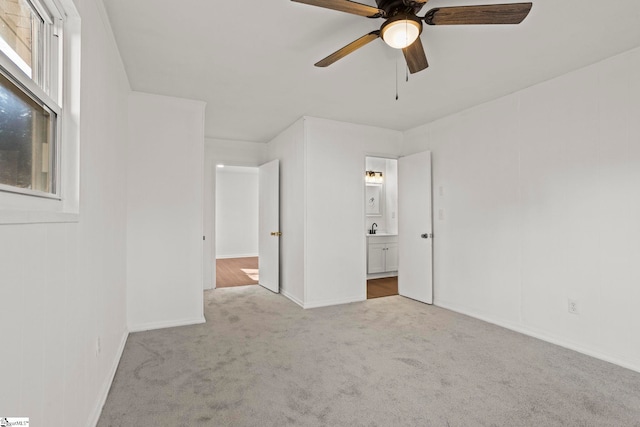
[370,223,377,234]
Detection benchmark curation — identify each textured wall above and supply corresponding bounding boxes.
[0,0,131,425]
[404,46,640,373]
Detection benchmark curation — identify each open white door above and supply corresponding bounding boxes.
[398,151,433,304]
[258,159,280,293]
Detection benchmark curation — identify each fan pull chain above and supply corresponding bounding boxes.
[395,58,399,100]
[404,20,409,83]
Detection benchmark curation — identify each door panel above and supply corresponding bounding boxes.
[398,151,433,304]
[258,159,280,293]
[385,243,399,272]
[367,243,386,274]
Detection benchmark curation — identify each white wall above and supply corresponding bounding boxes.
[266,119,306,306]
[215,167,259,258]
[304,117,402,308]
[127,92,205,332]
[265,117,401,308]
[403,46,640,372]
[0,0,130,425]
[205,138,268,167]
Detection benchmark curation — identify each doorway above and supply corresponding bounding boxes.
[364,151,434,304]
[365,156,399,299]
[216,257,259,288]
[215,165,260,288]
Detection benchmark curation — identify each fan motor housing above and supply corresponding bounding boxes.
[375,0,423,17]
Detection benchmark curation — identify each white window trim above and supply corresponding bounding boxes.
[0,0,80,224]
[0,37,32,76]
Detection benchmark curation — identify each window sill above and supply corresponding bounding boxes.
[0,210,79,225]
[1,188,79,225]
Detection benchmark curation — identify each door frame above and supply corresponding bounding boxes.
[363,154,400,297]
[362,152,434,303]
[203,159,263,291]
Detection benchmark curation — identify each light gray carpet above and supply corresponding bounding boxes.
[98,286,640,426]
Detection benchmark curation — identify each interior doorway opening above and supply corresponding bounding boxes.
[365,156,399,299]
[215,165,260,288]
[367,277,398,299]
[216,257,259,288]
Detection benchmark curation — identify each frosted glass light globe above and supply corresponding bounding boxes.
[381,19,421,49]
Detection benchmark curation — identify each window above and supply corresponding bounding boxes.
[0,0,61,198]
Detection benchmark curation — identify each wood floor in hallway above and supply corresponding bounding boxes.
[216,257,259,288]
[367,276,398,299]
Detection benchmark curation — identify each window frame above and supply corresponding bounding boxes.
[0,0,63,199]
[0,0,80,224]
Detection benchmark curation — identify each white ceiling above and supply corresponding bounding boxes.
[102,0,640,142]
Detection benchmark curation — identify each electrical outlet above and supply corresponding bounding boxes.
[438,209,445,221]
[568,299,579,315]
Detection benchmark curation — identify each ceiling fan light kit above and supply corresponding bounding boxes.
[380,14,422,49]
[292,0,533,74]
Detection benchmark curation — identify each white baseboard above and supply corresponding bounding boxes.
[216,253,258,259]
[304,295,366,309]
[281,288,304,308]
[128,316,206,333]
[367,272,398,280]
[277,289,368,310]
[434,299,640,374]
[89,329,129,427]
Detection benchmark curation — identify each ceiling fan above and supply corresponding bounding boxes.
[292,0,533,74]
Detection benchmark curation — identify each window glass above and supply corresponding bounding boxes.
[0,0,58,197]
[0,70,55,193]
[0,0,44,80]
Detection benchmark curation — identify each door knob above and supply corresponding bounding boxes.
[270,232,282,237]
[421,233,433,239]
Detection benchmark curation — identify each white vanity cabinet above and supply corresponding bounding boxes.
[367,235,398,274]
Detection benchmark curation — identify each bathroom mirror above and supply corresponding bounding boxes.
[366,183,383,216]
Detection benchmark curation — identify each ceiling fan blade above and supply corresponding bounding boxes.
[315,31,380,67]
[292,0,384,18]
[402,37,429,74]
[424,3,532,25]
